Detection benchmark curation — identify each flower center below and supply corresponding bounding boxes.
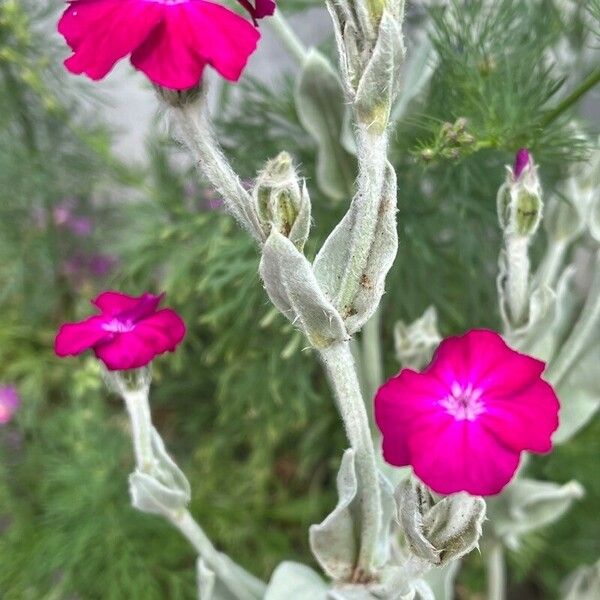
[440,382,485,421]
[102,318,135,334]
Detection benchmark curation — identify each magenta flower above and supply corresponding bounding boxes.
[55,291,186,371]
[513,148,531,180]
[58,0,275,90]
[0,387,20,425]
[375,330,559,496]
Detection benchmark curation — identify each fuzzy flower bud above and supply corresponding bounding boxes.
[254,152,311,250]
[497,149,543,238]
[396,477,486,567]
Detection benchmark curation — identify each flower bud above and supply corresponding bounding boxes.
[395,478,486,566]
[394,306,441,370]
[254,152,311,251]
[497,149,543,238]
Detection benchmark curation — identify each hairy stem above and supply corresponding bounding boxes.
[174,102,264,242]
[269,11,307,65]
[487,542,507,600]
[122,388,155,473]
[362,309,383,414]
[170,510,266,600]
[320,341,382,580]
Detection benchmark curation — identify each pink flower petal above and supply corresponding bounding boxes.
[130,1,260,88]
[59,0,163,81]
[92,291,143,315]
[410,419,521,496]
[482,379,559,453]
[55,315,112,356]
[237,0,276,21]
[94,309,185,370]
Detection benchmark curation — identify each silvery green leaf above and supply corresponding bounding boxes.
[150,427,191,501]
[376,471,397,568]
[295,49,355,201]
[544,196,583,243]
[197,559,216,600]
[553,344,600,443]
[309,449,358,580]
[314,164,398,335]
[355,11,406,133]
[396,479,486,566]
[259,231,348,348]
[486,478,584,544]
[502,284,556,360]
[391,35,435,123]
[589,195,600,243]
[265,562,328,600]
[422,561,460,600]
[129,470,190,516]
[394,306,442,369]
[561,560,600,600]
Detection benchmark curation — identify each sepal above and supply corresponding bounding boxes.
[394,307,441,369]
[260,230,348,348]
[395,478,486,566]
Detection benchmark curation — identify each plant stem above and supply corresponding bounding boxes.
[175,102,264,242]
[170,510,266,600]
[487,542,506,600]
[362,309,383,415]
[122,388,155,473]
[268,11,307,66]
[540,67,600,128]
[319,341,382,580]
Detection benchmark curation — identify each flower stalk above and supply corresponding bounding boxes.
[320,341,382,580]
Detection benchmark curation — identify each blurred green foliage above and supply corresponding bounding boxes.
[0,1,598,599]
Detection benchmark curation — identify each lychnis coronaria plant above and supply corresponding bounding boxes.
[51,0,597,599]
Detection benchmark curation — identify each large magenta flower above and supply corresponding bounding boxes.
[375,330,559,496]
[58,0,275,89]
[55,291,186,370]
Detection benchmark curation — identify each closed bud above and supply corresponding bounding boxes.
[396,478,486,567]
[254,152,311,251]
[394,306,441,369]
[497,149,543,238]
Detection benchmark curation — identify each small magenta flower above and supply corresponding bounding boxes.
[55,291,186,371]
[375,330,559,496]
[0,387,20,425]
[58,0,275,90]
[512,148,531,180]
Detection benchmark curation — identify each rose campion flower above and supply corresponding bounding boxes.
[375,329,560,496]
[0,387,21,425]
[58,0,275,90]
[55,291,186,370]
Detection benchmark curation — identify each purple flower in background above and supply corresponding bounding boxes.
[53,198,76,226]
[0,387,20,425]
[68,216,93,237]
[89,254,119,278]
[513,148,531,180]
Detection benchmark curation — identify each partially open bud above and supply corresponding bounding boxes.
[254,152,311,251]
[497,149,543,238]
[395,478,486,567]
